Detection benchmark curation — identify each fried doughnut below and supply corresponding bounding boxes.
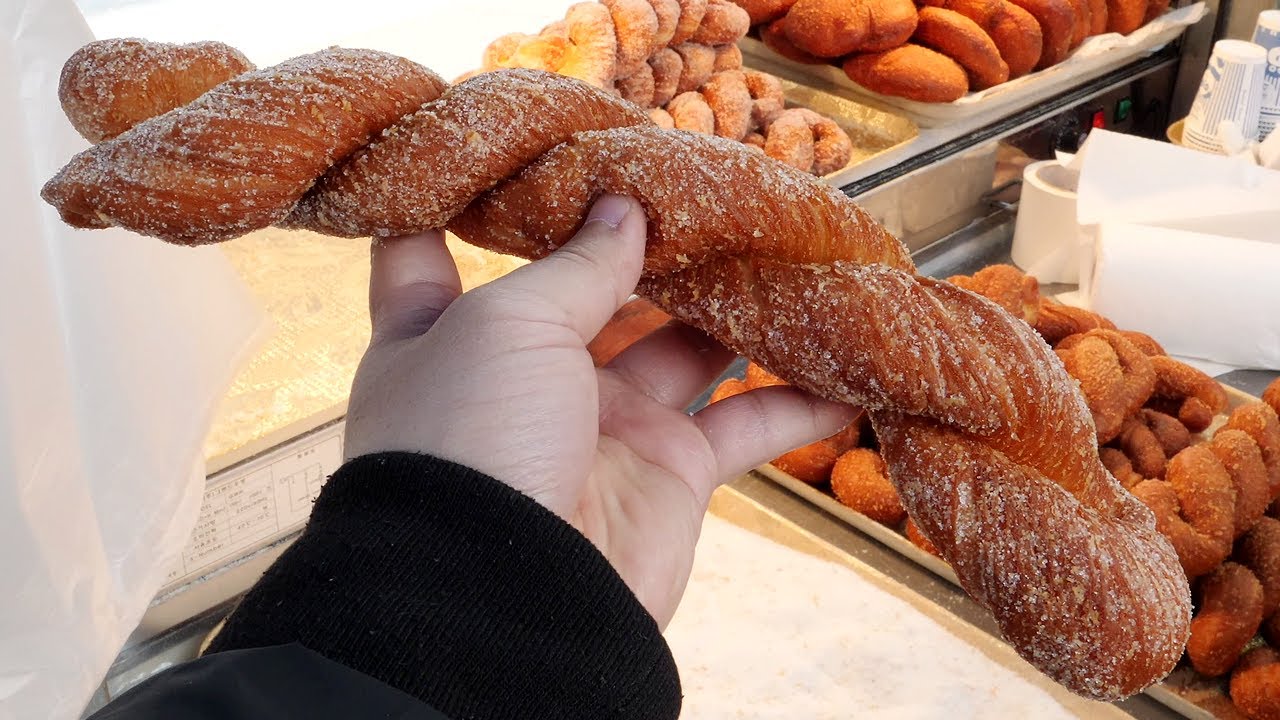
[59,39,254,144]
[742,131,766,150]
[1034,299,1115,346]
[913,7,1011,90]
[1066,0,1091,48]
[1265,377,1280,419]
[765,108,853,175]
[1143,0,1169,23]
[905,517,943,558]
[710,376,749,403]
[666,90,716,133]
[1112,410,1190,479]
[617,64,657,106]
[1140,408,1192,457]
[1238,518,1280,619]
[1150,355,1228,431]
[713,43,744,71]
[1006,0,1076,68]
[1100,447,1144,489]
[986,1,1044,78]
[652,0,683,46]
[1231,646,1280,720]
[861,0,923,52]
[649,107,676,128]
[843,45,970,103]
[702,70,754,139]
[925,0,1002,25]
[649,49,683,105]
[691,0,752,45]
[603,0,661,78]
[1132,446,1235,578]
[1106,0,1146,34]
[673,42,717,92]
[1213,429,1272,538]
[556,3,622,88]
[744,70,786,128]
[1226,404,1280,496]
[831,448,907,526]
[1055,330,1157,445]
[736,0,799,24]
[946,264,1039,325]
[1089,0,1109,33]
[745,362,788,388]
[759,17,827,64]
[45,51,1194,700]
[672,0,711,43]
[1187,562,1265,677]
[783,0,872,58]
[1118,331,1165,357]
[773,439,842,483]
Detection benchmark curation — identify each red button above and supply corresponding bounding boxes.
[1091,110,1106,129]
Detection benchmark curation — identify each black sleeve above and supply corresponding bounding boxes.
[201,452,681,720]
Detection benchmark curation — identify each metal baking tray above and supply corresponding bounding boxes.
[740,4,1205,128]
[757,384,1262,719]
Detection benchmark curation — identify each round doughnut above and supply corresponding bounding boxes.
[1066,0,1092,48]
[674,42,717,92]
[1212,428,1272,538]
[616,63,657,106]
[713,43,744,72]
[1005,0,1076,68]
[1226,404,1280,497]
[842,44,970,103]
[649,48,683,105]
[783,0,872,58]
[1265,377,1280,419]
[801,108,853,174]
[759,17,827,64]
[927,0,1002,25]
[831,448,907,526]
[861,0,922,52]
[691,0,752,45]
[671,0,710,44]
[558,3,622,88]
[1237,517,1280,619]
[742,131,766,150]
[1131,445,1235,579]
[1088,0,1109,33]
[666,90,716,133]
[651,0,683,46]
[603,0,661,78]
[710,376,748,403]
[763,108,815,172]
[1100,447,1144,489]
[701,70,754,140]
[1231,647,1280,720]
[1106,0,1146,33]
[913,7,1010,90]
[649,107,677,128]
[773,440,841,483]
[1187,562,1265,677]
[744,69,786,128]
[982,3,1043,79]
[737,0,800,24]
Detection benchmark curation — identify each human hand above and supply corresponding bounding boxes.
[344,195,856,627]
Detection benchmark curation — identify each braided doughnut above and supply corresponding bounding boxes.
[1131,445,1235,579]
[1149,355,1229,433]
[946,264,1039,325]
[701,70,754,140]
[744,70,785,128]
[671,0,710,43]
[831,448,907,526]
[666,90,716,133]
[1119,330,1165,357]
[1055,330,1157,445]
[1035,299,1115,346]
[1225,404,1280,496]
[59,39,253,144]
[1232,646,1280,720]
[43,44,1192,700]
[1238,517,1280,619]
[1212,429,1272,538]
[759,17,827,64]
[692,0,752,44]
[673,42,717,92]
[913,7,1010,90]
[1100,447,1144,490]
[1187,562,1265,677]
[1111,409,1190,479]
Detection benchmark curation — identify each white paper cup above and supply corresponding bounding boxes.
[1253,10,1280,140]
[1183,40,1267,153]
[1011,160,1085,284]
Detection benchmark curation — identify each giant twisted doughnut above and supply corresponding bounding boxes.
[41,40,1191,700]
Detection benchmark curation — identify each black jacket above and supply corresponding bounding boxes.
[90,453,682,719]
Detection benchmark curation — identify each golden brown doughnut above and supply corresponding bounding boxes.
[673,42,717,92]
[649,48,683,105]
[713,43,744,71]
[1065,0,1091,48]
[652,0,684,46]
[926,0,1002,25]
[616,63,657,106]
[1238,517,1280,619]
[1264,377,1280,420]
[1088,0,1109,33]
[1055,330,1157,445]
[783,0,872,58]
[831,448,907,526]
[1213,428,1272,538]
[1150,355,1228,433]
[744,69,786,127]
[742,131,766,150]
[773,440,843,483]
[1034,299,1115,345]
[764,107,853,175]
[1106,0,1146,34]
[45,51,1194,700]
[1118,331,1165,357]
[1006,0,1076,68]
[1132,446,1235,579]
[701,70,754,140]
[672,0,711,44]
[1187,562,1265,677]
[985,1,1044,78]
[735,0,799,24]
[649,107,677,128]
[843,44,970,103]
[691,0,752,44]
[913,7,1010,90]
[1231,646,1280,720]
[905,517,943,557]
[946,264,1039,325]
[759,17,827,64]
[1111,416,1170,479]
[59,39,254,144]
[860,0,922,52]
[538,3,621,89]
[1099,447,1144,489]
[1226,404,1280,497]
[666,90,716,133]
[603,0,661,78]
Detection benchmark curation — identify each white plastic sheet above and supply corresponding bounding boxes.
[1,2,266,717]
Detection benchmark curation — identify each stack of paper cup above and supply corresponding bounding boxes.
[1182,40,1267,153]
[1255,10,1280,140]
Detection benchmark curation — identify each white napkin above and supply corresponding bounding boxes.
[1,2,266,717]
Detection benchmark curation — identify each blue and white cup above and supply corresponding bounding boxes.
[1253,10,1280,140]
[1183,40,1267,154]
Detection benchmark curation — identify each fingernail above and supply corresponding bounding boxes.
[586,194,632,229]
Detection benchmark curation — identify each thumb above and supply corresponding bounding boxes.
[369,230,463,344]
[490,194,647,343]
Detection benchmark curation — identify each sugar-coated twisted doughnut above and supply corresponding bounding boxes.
[41,42,1191,701]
